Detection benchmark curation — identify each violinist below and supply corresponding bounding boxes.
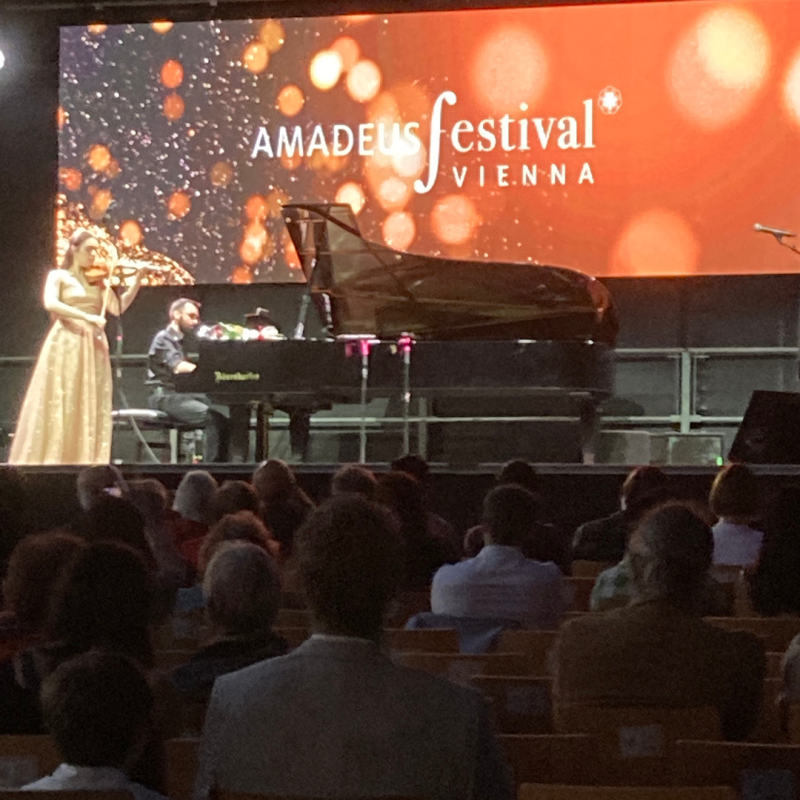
[8,228,144,465]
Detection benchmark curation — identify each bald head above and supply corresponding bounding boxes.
[628,502,713,611]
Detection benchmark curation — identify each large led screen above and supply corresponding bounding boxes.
[58,1,800,284]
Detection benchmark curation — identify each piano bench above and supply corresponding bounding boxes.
[111,409,201,464]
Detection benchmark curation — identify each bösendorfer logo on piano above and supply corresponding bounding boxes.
[214,371,261,382]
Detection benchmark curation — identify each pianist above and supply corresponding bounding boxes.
[147,298,230,462]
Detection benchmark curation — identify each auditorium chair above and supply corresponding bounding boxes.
[674,740,800,790]
[749,678,784,743]
[392,651,530,685]
[499,734,598,785]
[472,676,553,734]
[0,736,60,788]
[0,793,132,800]
[385,591,431,628]
[564,577,596,613]
[767,652,784,681]
[555,706,721,785]
[518,786,737,800]
[497,630,559,676]
[705,617,800,652]
[165,737,201,800]
[384,628,459,653]
[571,561,615,579]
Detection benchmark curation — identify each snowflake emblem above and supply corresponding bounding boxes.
[598,86,622,115]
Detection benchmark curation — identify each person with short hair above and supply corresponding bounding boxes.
[147,297,229,462]
[432,484,566,629]
[22,650,167,800]
[330,464,378,499]
[76,465,128,512]
[571,466,668,563]
[195,495,512,800]
[709,464,763,567]
[170,542,286,703]
[554,502,765,741]
[212,480,259,521]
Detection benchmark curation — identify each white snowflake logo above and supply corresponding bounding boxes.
[598,86,622,115]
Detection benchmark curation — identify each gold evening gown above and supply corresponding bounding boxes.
[8,272,112,464]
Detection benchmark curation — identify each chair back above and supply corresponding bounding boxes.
[749,678,783,744]
[393,652,530,685]
[404,613,520,654]
[499,734,598,785]
[385,592,431,628]
[497,630,558,676]
[572,561,615,579]
[556,706,721,785]
[0,793,133,800]
[705,617,800,652]
[518,786,737,800]
[165,737,201,800]
[0,736,61,789]
[675,740,800,790]
[384,628,459,653]
[565,578,596,613]
[473,676,553,733]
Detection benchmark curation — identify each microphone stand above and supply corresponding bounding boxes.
[772,234,800,258]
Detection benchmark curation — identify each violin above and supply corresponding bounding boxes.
[83,264,111,286]
[82,261,168,286]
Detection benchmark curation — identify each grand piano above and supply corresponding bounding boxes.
[178,203,617,462]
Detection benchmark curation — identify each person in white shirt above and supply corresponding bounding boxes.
[709,463,764,568]
[431,484,567,629]
[22,650,167,800]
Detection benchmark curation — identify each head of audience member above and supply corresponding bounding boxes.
[482,484,539,549]
[76,465,128,512]
[198,510,278,576]
[620,466,668,514]
[40,650,152,772]
[331,464,378,500]
[203,541,281,637]
[2,531,85,632]
[296,496,399,642]
[391,454,430,485]
[496,460,539,494]
[45,541,153,670]
[252,459,297,505]
[212,480,259,522]
[81,496,155,571]
[127,479,169,528]
[628,502,713,613]
[173,470,218,525]
[260,499,308,560]
[709,463,760,524]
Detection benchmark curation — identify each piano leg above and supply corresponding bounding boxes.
[228,404,251,463]
[288,409,311,462]
[578,397,600,465]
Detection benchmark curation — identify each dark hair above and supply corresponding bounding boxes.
[60,229,96,270]
[296,496,400,639]
[45,541,154,669]
[75,465,128,512]
[212,480,259,521]
[260,498,309,558]
[391,454,430,484]
[81,496,155,571]
[198,510,274,576]
[621,466,668,507]
[168,297,200,319]
[629,501,713,609]
[127,479,169,526]
[252,459,297,504]
[482,484,539,547]
[41,650,152,768]
[204,542,281,634]
[497,460,538,494]
[3,531,85,631]
[331,464,378,499]
[709,464,760,520]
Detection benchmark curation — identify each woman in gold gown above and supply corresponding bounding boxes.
[9,229,143,465]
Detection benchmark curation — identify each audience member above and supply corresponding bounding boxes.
[195,496,512,800]
[709,464,764,567]
[376,471,450,589]
[81,496,156,572]
[171,470,218,568]
[571,466,668,563]
[554,502,765,741]
[22,650,167,800]
[252,458,314,511]
[432,484,566,629]
[75,465,128,512]
[330,464,378,499]
[170,542,286,703]
[750,485,800,616]
[211,480,259,522]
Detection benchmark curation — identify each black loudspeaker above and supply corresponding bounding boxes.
[729,391,800,464]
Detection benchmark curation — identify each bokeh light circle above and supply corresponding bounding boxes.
[163,93,185,121]
[0,50,6,71]
[266,189,290,218]
[259,20,286,54]
[119,220,143,247]
[57,106,68,129]
[376,177,411,212]
[86,144,112,173]
[245,195,268,221]
[167,190,191,220]
[87,24,108,36]
[277,85,305,117]
[346,60,382,103]
[59,168,82,192]
[611,209,699,276]
[668,6,770,130]
[230,265,253,284]
[431,194,481,245]
[160,59,184,89]
[209,162,234,187]
[471,27,549,114]
[335,181,366,215]
[151,21,174,34]
[309,50,343,91]
[383,212,416,250]
[243,42,269,74]
[782,46,800,128]
[331,37,360,71]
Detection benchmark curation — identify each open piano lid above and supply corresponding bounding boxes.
[282,203,617,345]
